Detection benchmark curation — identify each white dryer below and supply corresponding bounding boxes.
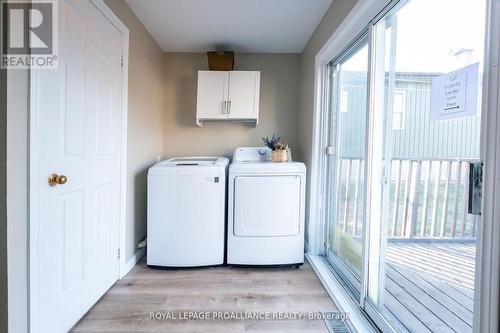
[227,147,306,266]
[147,157,228,267]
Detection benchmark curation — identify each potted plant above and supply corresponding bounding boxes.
[262,134,290,162]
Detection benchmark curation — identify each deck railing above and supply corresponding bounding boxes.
[337,157,478,239]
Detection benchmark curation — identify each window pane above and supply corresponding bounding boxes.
[368,0,486,332]
[326,38,369,288]
[392,91,406,129]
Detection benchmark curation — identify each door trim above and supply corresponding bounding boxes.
[28,0,129,331]
[474,0,500,332]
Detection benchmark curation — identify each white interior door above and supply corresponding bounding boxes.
[227,71,260,119]
[31,0,123,332]
[196,71,229,119]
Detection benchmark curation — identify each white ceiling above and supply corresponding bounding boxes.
[124,0,333,53]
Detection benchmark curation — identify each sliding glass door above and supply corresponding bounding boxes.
[325,35,369,294]
[324,0,486,332]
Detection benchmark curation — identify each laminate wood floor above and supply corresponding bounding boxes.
[72,257,337,332]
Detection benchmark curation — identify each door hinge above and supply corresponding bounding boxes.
[117,248,120,259]
[120,55,123,67]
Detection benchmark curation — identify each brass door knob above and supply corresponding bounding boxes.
[48,173,68,186]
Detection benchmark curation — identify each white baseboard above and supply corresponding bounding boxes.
[121,247,146,278]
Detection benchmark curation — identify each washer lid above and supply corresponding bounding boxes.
[165,157,219,165]
[149,156,229,176]
[152,157,229,168]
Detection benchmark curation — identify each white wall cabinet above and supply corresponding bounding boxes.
[196,70,260,126]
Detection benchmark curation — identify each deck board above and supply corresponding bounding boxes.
[387,241,475,290]
[386,266,473,323]
[384,240,475,332]
[384,291,429,333]
[385,278,455,333]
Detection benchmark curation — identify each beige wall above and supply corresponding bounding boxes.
[298,0,358,164]
[298,0,358,247]
[162,53,301,158]
[104,0,165,261]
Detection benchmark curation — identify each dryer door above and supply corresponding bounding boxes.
[233,175,300,237]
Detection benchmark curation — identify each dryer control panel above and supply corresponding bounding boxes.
[233,147,272,163]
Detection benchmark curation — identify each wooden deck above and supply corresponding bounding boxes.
[384,240,476,333]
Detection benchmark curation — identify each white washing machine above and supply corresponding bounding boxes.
[227,147,306,266]
[147,157,229,267]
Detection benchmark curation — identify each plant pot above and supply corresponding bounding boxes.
[272,150,288,162]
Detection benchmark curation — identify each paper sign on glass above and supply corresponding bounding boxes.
[430,63,479,121]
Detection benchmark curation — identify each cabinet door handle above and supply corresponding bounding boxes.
[228,100,231,114]
[222,101,227,114]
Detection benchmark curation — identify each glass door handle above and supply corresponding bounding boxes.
[468,161,483,215]
[221,101,227,114]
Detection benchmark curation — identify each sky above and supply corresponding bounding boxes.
[342,0,487,74]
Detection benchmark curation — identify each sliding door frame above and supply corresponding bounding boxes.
[324,32,369,300]
[474,0,500,331]
[308,0,500,332]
